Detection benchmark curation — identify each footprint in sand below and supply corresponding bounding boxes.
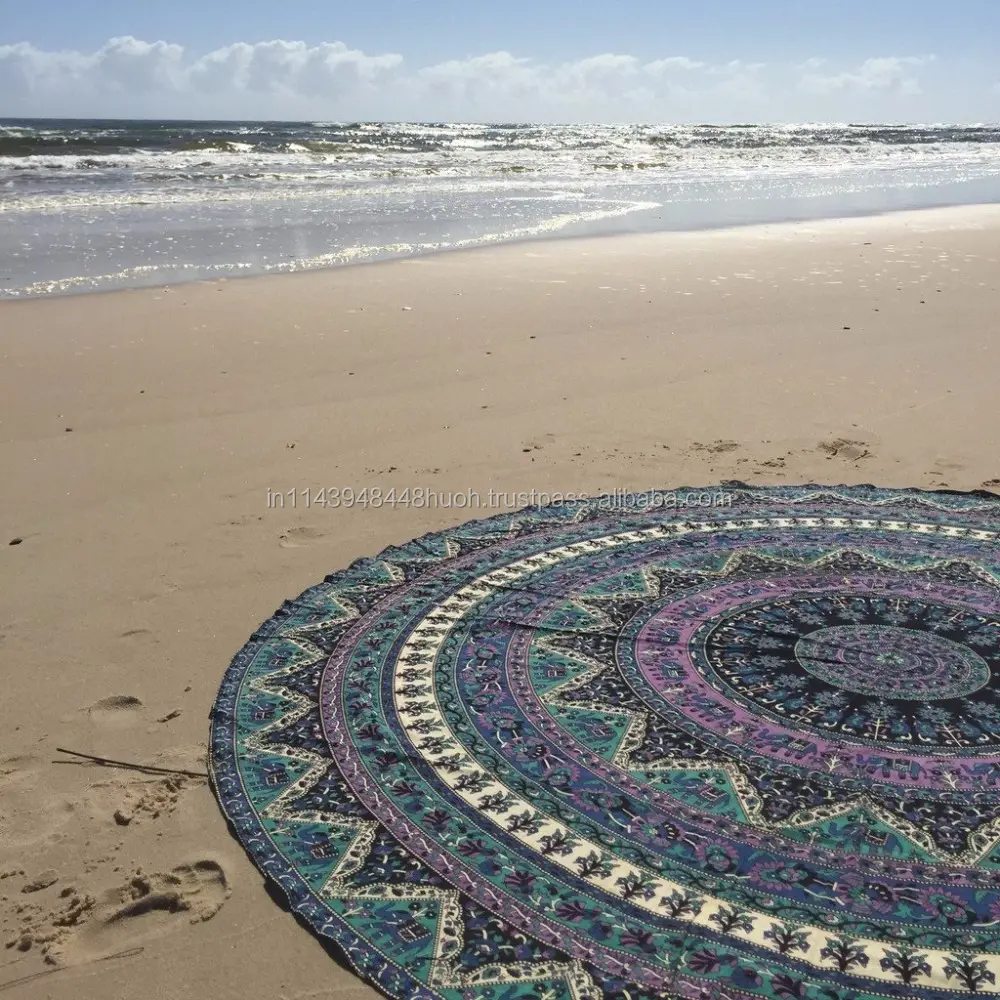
[0,755,77,847]
[87,695,144,728]
[279,525,330,548]
[818,438,872,462]
[109,773,196,827]
[51,859,230,964]
[982,479,1000,492]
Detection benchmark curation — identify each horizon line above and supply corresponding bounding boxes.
[3,116,1000,128]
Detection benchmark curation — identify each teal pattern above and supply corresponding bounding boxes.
[210,484,1000,1000]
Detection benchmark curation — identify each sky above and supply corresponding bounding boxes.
[1,0,998,122]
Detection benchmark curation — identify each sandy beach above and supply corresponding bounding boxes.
[2,203,1000,999]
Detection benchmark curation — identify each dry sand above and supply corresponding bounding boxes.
[1,204,999,998]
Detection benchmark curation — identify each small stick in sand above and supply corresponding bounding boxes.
[0,947,144,993]
[53,747,208,780]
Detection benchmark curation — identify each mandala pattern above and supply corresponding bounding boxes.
[211,484,1000,1000]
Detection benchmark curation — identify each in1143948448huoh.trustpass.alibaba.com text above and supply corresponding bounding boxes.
[264,486,736,511]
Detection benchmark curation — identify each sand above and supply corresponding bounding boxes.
[1,203,999,998]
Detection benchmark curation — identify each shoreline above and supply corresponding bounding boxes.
[2,176,998,300]
[3,201,1000,999]
[3,199,999,305]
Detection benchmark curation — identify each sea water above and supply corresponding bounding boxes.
[2,119,999,298]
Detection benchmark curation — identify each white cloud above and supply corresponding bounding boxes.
[0,37,187,97]
[800,56,935,97]
[417,51,541,106]
[181,39,403,107]
[708,59,767,76]
[644,57,705,74]
[1,39,737,120]
[1,37,405,117]
[94,37,186,93]
[0,38,972,122]
[707,61,769,105]
[420,52,645,108]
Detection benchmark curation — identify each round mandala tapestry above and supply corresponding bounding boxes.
[210,484,1000,1000]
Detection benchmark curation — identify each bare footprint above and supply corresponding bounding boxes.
[982,479,1000,492]
[818,438,872,461]
[0,756,76,847]
[279,525,329,548]
[87,695,144,728]
[109,774,193,827]
[56,859,230,963]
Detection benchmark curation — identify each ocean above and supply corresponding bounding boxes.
[2,119,999,298]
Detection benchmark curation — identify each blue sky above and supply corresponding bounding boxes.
[2,0,998,121]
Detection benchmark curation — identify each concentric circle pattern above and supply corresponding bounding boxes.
[211,485,1000,1000]
[793,624,991,701]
